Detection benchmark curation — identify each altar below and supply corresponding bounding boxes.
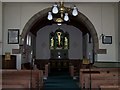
[35,59,82,72]
[49,59,69,71]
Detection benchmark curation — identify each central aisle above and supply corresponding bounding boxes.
[44,71,80,90]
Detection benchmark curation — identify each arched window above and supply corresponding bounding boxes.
[26,35,31,46]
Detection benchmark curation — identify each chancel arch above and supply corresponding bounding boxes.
[19,7,106,63]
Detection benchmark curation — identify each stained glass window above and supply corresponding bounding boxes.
[50,28,69,50]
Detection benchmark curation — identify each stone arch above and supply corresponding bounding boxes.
[19,7,106,54]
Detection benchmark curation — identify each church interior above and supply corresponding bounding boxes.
[0,0,120,90]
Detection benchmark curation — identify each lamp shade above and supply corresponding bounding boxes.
[64,13,69,21]
[52,4,59,14]
[47,12,53,20]
[72,6,78,16]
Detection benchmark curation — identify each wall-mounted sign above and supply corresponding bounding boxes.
[102,36,112,44]
[8,29,19,44]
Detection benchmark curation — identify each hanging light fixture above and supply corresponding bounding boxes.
[64,13,69,21]
[52,4,59,14]
[47,12,53,20]
[72,6,78,16]
[47,1,78,25]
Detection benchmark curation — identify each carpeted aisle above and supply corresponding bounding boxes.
[44,71,80,90]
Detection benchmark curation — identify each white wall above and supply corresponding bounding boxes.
[36,24,83,59]
[118,2,120,62]
[0,2,2,89]
[76,3,118,62]
[0,1,2,55]
[115,3,119,62]
[2,2,119,69]
[95,3,118,62]
[1,0,120,2]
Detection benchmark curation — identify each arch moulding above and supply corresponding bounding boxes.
[19,8,106,55]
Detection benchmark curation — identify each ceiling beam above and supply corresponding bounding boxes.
[0,0,120,2]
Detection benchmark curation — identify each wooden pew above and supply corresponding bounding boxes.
[34,59,50,79]
[2,85,27,90]
[0,75,2,90]
[83,74,119,88]
[3,79,31,88]
[69,65,74,77]
[91,79,118,88]
[79,68,120,89]
[69,60,82,79]
[80,68,100,88]
[2,70,43,90]
[44,63,50,79]
[100,85,120,90]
